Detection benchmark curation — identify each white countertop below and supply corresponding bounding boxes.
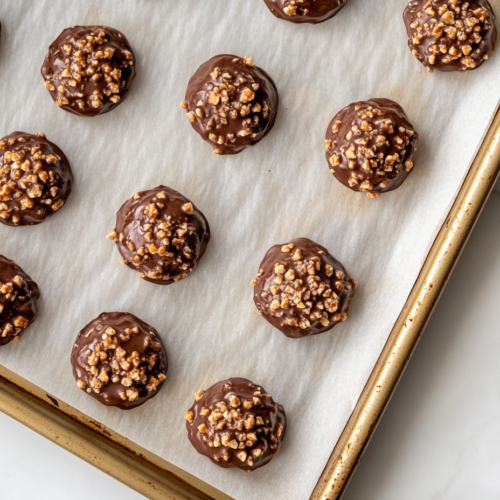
[1,180,499,500]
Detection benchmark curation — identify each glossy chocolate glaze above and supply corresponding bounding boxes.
[325,98,418,199]
[183,55,279,155]
[253,238,356,339]
[41,26,136,116]
[0,255,40,346]
[0,131,73,226]
[263,0,347,24]
[110,186,210,285]
[403,0,497,72]
[185,378,286,471]
[71,312,168,410]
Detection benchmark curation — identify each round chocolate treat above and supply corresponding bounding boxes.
[0,255,40,346]
[181,55,279,155]
[41,26,136,116]
[71,312,168,409]
[325,98,418,199]
[184,378,286,471]
[107,186,210,285]
[0,132,73,226]
[252,238,357,339]
[403,0,497,72]
[263,0,347,24]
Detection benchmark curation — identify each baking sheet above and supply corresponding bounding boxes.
[1,1,499,499]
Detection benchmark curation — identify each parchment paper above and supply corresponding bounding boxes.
[1,1,499,499]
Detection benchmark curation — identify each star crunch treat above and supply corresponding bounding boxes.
[263,0,348,24]
[0,132,73,226]
[253,238,357,338]
[403,0,497,72]
[41,25,136,116]
[0,255,40,346]
[107,186,210,285]
[71,312,168,409]
[185,378,286,471]
[182,55,279,155]
[325,98,419,198]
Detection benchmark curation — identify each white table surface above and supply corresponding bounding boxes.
[1,179,499,500]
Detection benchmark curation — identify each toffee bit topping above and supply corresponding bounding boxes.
[106,230,118,241]
[182,202,193,214]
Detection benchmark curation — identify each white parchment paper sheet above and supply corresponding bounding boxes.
[1,1,499,499]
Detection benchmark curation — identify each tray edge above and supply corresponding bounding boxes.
[0,365,233,500]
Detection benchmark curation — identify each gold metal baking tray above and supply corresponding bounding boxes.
[1,107,499,500]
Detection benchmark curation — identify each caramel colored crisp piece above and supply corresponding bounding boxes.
[185,378,286,471]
